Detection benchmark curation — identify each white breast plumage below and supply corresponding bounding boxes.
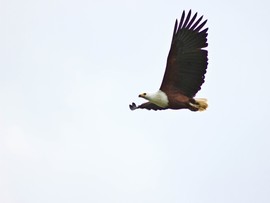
[148,90,169,108]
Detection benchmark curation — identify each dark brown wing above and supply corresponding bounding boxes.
[160,10,208,98]
[129,102,167,111]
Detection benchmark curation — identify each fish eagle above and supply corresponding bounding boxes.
[129,10,209,111]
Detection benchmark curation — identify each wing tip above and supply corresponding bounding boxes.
[129,102,137,111]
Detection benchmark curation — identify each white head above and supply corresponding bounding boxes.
[138,90,169,108]
[138,92,153,100]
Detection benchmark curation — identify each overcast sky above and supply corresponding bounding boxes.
[1,0,270,203]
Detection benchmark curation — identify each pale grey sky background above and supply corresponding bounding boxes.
[1,0,270,203]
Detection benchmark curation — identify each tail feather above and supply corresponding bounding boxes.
[189,98,208,111]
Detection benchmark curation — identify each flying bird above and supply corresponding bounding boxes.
[129,10,209,111]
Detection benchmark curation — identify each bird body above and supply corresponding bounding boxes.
[130,10,209,112]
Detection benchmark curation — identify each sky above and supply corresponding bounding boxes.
[1,0,270,203]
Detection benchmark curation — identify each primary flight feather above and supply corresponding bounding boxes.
[129,10,208,111]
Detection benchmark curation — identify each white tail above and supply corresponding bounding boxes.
[194,98,208,111]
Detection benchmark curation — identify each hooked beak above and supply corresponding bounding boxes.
[139,93,146,98]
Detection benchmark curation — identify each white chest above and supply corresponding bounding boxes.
[148,90,169,108]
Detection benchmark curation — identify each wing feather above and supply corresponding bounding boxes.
[160,10,208,98]
[186,13,198,29]
[178,10,186,29]
[182,10,192,28]
[129,102,166,111]
[190,15,203,30]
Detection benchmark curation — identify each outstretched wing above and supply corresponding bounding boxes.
[160,10,208,98]
[129,102,167,111]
